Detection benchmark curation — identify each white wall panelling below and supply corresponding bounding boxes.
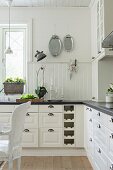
[28,62,92,100]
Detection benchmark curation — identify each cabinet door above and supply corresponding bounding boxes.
[39,128,62,147]
[92,60,98,101]
[0,113,11,125]
[22,129,38,147]
[94,143,108,170]
[93,120,107,152]
[24,113,38,128]
[39,113,62,128]
[107,129,113,161]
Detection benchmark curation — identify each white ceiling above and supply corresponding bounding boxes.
[0,0,92,7]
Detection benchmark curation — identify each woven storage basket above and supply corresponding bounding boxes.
[3,83,24,95]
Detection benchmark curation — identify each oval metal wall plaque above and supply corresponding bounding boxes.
[49,35,62,57]
[64,35,74,52]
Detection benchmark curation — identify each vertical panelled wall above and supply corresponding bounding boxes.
[28,62,92,100]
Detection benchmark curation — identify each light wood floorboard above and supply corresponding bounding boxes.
[3,156,93,170]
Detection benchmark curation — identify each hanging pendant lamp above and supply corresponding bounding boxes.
[5,0,13,54]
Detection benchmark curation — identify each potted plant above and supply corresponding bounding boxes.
[3,77,25,95]
[106,83,113,102]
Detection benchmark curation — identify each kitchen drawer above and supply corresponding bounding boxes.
[39,128,62,147]
[22,128,38,147]
[107,115,113,131]
[14,105,38,113]
[93,120,107,152]
[93,109,108,126]
[39,112,63,128]
[24,113,38,128]
[39,105,62,113]
[27,105,38,113]
[107,129,113,161]
[108,158,113,170]
[94,143,108,170]
[0,113,12,124]
[87,136,94,157]
[0,105,14,112]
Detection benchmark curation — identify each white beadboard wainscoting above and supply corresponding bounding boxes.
[28,62,92,100]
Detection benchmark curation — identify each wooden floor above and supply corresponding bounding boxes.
[3,156,93,170]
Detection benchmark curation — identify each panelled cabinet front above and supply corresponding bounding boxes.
[84,105,113,170]
[0,104,84,149]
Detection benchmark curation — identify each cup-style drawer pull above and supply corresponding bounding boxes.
[110,133,113,139]
[110,164,113,170]
[97,112,100,116]
[89,138,92,142]
[97,124,101,128]
[89,108,92,112]
[26,113,30,116]
[89,118,92,122]
[24,129,30,132]
[48,113,54,116]
[48,105,54,108]
[97,148,101,153]
[110,117,113,123]
[48,129,54,132]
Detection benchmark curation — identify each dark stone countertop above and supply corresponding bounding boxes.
[0,100,113,117]
[84,101,113,117]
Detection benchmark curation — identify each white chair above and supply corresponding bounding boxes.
[0,101,31,170]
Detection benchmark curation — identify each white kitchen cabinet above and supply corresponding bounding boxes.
[0,105,14,112]
[39,112,63,128]
[39,105,62,113]
[91,0,113,60]
[0,113,11,125]
[22,128,38,147]
[84,105,113,170]
[24,113,38,129]
[84,106,94,163]
[39,128,62,147]
[94,142,108,170]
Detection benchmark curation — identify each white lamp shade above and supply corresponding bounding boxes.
[5,47,13,54]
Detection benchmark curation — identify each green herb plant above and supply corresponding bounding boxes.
[4,77,26,84]
[21,94,36,99]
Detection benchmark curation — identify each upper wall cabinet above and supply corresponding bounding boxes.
[91,0,113,60]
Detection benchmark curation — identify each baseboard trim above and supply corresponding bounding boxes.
[22,148,86,156]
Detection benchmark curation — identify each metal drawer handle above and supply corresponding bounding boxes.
[48,105,54,108]
[24,129,30,132]
[110,117,113,123]
[97,148,101,153]
[48,129,54,132]
[110,164,113,170]
[48,113,54,116]
[26,113,30,116]
[110,133,113,139]
[89,138,92,142]
[89,118,92,122]
[97,112,100,116]
[97,124,101,128]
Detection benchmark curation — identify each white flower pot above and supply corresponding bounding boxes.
[106,93,113,103]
